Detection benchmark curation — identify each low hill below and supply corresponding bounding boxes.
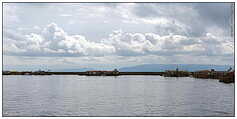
[119,64,234,72]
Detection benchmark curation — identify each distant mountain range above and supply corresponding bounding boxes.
[5,64,234,72]
[118,64,234,72]
[53,64,234,72]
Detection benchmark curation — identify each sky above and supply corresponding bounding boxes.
[3,3,234,71]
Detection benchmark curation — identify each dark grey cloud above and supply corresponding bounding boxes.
[133,3,194,18]
[193,3,233,28]
[132,3,233,37]
[193,3,233,35]
[133,3,160,18]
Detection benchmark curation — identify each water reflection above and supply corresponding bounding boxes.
[3,75,234,116]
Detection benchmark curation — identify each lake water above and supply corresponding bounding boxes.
[3,75,234,117]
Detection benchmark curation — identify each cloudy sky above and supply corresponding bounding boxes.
[3,3,234,71]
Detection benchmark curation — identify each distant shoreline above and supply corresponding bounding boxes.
[2,72,165,76]
[3,70,234,83]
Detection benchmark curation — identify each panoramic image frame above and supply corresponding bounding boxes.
[2,2,235,117]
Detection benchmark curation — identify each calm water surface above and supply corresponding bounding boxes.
[3,75,234,116]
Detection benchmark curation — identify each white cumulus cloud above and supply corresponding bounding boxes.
[4,23,233,58]
[5,23,116,57]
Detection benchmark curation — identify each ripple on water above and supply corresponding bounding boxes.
[3,75,234,116]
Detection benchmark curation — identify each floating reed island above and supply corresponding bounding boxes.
[3,68,235,83]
